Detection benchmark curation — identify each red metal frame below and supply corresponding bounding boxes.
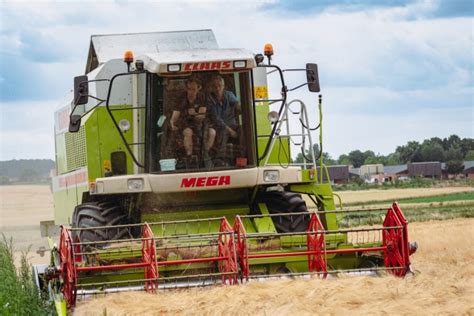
[142,223,159,291]
[59,226,77,308]
[233,216,249,281]
[218,218,239,285]
[307,212,327,278]
[56,204,414,308]
[382,204,408,277]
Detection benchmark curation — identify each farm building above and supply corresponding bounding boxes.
[317,165,350,184]
[359,164,384,177]
[407,162,442,179]
[463,161,474,179]
[383,164,408,181]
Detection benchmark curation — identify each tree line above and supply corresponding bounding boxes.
[0,159,55,184]
[295,135,474,173]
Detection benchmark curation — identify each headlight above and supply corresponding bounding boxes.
[263,170,280,182]
[128,178,144,191]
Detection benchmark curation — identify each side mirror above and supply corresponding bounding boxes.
[306,63,320,92]
[74,75,89,105]
[69,114,81,133]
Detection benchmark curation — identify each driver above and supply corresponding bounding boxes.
[169,77,216,164]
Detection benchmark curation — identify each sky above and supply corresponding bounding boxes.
[0,0,473,160]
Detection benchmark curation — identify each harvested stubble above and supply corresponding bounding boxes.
[74,218,474,315]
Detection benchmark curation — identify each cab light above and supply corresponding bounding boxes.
[128,178,144,191]
[233,60,247,68]
[263,170,280,182]
[167,64,181,72]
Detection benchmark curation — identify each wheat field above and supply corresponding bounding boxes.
[0,185,473,315]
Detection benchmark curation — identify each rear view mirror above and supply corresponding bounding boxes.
[69,114,81,133]
[74,75,89,105]
[306,63,320,92]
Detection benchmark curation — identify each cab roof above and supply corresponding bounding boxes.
[85,29,218,74]
[139,49,256,74]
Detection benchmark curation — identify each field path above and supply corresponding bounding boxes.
[336,186,474,205]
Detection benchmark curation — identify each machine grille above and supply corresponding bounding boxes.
[65,126,87,171]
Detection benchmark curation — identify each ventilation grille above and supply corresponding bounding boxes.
[65,127,87,171]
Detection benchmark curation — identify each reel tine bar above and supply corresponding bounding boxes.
[55,203,414,308]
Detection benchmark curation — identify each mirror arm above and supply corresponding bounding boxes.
[288,82,309,92]
[282,68,307,72]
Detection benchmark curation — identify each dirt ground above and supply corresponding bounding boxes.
[0,185,53,264]
[0,185,473,315]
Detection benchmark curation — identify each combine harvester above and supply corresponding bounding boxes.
[34,30,417,314]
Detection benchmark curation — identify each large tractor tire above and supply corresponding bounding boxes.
[72,201,130,247]
[255,191,310,233]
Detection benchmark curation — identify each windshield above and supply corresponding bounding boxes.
[149,70,255,173]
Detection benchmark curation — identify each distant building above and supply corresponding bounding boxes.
[407,162,442,179]
[463,161,474,179]
[383,164,408,181]
[317,165,350,184]
[359,164,384,177]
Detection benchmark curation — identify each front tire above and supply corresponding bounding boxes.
[255,191,310,233]
[72,201,130,247]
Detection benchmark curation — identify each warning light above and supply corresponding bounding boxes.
[264,43,273,57]
[123,50,134,63]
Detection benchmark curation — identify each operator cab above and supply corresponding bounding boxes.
[142,50,257,173]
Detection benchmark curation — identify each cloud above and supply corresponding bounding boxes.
[261,0,416,15]
[0,99,59,159]
[261,0,474,18]
[0,0,472,160]
[323,105,474,158]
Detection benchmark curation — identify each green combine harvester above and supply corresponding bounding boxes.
[33,30,416,314]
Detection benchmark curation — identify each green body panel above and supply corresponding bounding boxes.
[254,102,290,166]
[85,106,134,181]
[255,105,272,135]
[54,299,67,316]
[52,106,134,225]
[257,137,290,166]
[53,184,87,225]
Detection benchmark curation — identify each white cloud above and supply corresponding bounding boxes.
[0,100,58,159]
[0,0,472,160]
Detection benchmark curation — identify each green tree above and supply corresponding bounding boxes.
[347,150,368,167]
[0,176,10,185]
[443,134,461,151]
[420,142,445,162]
[464,150,474,160]
[385,152,401,165]
[460,139,474,157]
[445,147,464,174]
[396,141,421,163]
[338,154,351,165]
[19,168,40,183]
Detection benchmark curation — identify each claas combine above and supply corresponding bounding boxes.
[34,30,417,314]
